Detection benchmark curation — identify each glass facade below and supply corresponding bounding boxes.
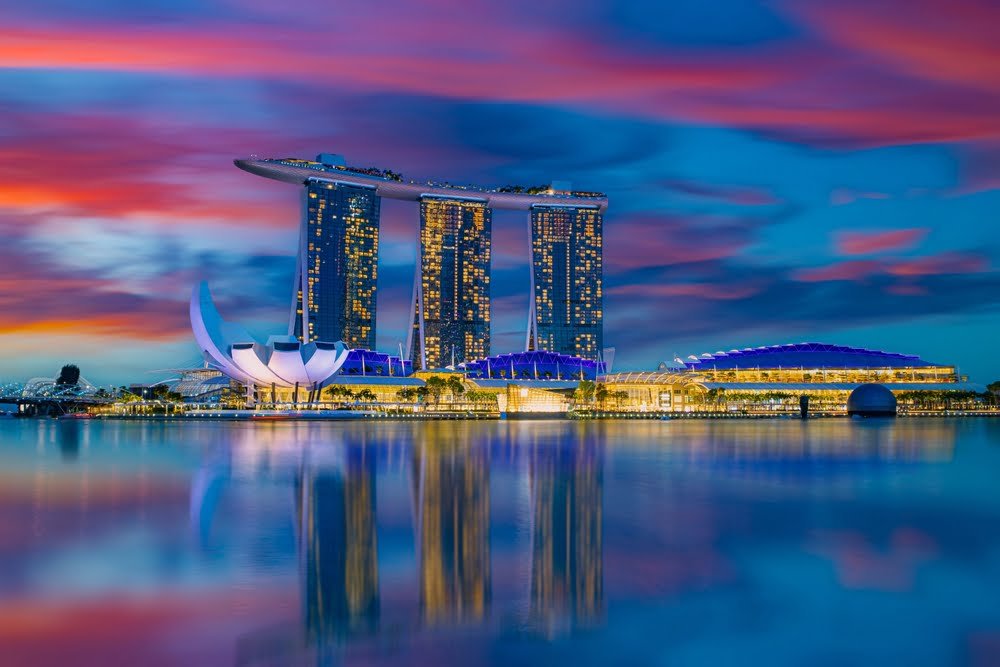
[410,197,491,369]
[293,180,380,348]
[528,206,603,360]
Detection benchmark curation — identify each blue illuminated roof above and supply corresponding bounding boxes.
[680,342,939,370]
[337,348,412,377]
[461,350,606,380]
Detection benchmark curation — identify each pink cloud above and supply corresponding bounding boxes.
[788,0,1000,91]
[607,283,760,300]
[887,251,988,276]
[2,0,998,148]
[793,260,880,282]
[0,111,291,226]
[606,214,756,272]
[664,179,781,207]
[835,228,929,255]
[793,251,988,282]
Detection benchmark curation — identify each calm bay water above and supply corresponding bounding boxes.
[1,417,999,666]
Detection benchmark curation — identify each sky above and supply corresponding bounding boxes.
[0,0,998,385]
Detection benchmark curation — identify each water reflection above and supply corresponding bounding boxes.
[413,428,491,625]
[4,418,996,667]
[297,446,379,643]
[231,418,969,659]
[57,419,81,461]
[528,439,603,635]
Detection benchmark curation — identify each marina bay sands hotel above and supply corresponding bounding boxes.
[235,155,608,370]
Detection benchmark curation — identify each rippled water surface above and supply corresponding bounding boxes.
[2,418,1000,666]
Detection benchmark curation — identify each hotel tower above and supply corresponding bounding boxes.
[234,156,607,365]
[409,197,492,370]
[292,177,380,348]
[527,205,603,360]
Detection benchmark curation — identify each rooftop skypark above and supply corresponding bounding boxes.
[251,155,608,202]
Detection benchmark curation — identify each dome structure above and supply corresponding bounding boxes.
[678,342,936,370]
[190,282,350,388]
[847,383,897,417]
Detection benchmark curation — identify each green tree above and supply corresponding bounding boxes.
[324,385,355,401]
[575,380,596,406]
[425,376,447,403]
[595,383,609,409]
[56,364,81,386]
[447,375,465,400]
[612,390,629,407]
[355,389,377,403]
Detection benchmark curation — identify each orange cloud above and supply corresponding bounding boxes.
[0,112,291,226]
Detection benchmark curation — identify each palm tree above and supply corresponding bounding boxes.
[576,380,596,406]
[447,375,465,400]
[425,376,446,403]
[595,383,609,410]
[612,390,629,409]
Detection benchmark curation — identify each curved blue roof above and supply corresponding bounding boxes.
[461,350,606,380]
[338,348,412,377]
[680,342,939,370]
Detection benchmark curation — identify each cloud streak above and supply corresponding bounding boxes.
[835,228,929,255]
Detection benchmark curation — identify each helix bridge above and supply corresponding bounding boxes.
[0,376,114,416]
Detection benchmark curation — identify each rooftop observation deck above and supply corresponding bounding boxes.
[234,157,609,212]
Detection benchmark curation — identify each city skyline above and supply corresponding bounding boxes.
[1,0,998,384]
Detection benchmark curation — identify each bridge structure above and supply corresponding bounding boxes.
[0,377,113,416]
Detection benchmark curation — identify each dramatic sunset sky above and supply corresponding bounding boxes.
[1,0,998,384]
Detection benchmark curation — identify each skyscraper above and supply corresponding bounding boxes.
[527,205,603,360]
[235,156,607,362]
[292,178,380,348]
[409,196,491,369]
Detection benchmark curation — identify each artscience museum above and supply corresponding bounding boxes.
[191,282,411,403]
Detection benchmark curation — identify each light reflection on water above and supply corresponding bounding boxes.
[1,418,999,666]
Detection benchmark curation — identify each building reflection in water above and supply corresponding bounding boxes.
[412,426,491,625]
[528,432,604,635]
[57,419,82,461]
[296,444,379,644]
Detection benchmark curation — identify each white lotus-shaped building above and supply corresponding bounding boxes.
[190,282,350,389]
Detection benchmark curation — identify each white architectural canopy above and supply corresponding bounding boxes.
[190,282,350,388]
